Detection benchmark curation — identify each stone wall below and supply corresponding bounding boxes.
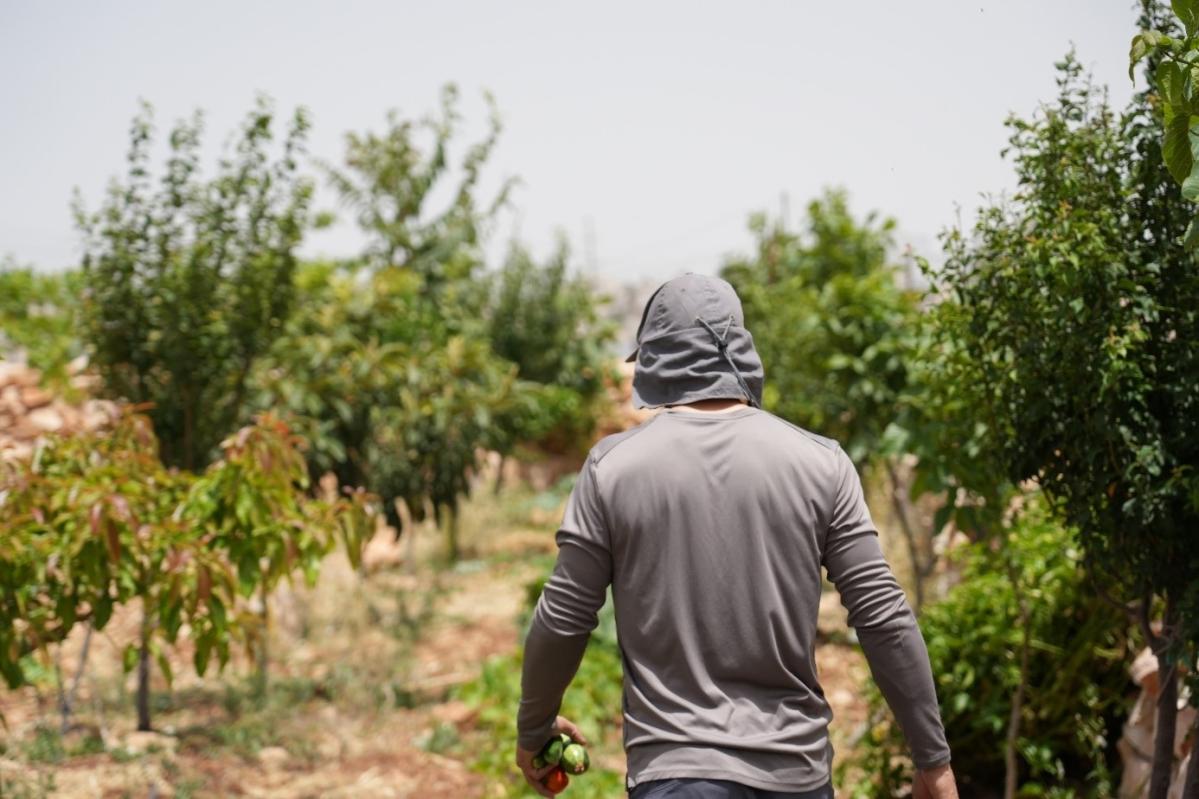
[0,358,118,462]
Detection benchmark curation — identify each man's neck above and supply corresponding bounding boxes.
[665,398,749,413]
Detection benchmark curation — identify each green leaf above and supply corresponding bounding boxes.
[122,643,138,674]
[933,502,956,535]
[194,637,211,676]
[1157,61,1186,107]
[1173,0,1199,36]
[1130,31,1172,80]
[1183,215,1199,249]
[154,647,173,689]
[93,594,114,630]
[1164,113,1196,182]
[1181,171,1199,201]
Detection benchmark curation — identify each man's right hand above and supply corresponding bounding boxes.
[913,763,958,799]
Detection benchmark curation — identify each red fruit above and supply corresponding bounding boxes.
[544,766,569,793]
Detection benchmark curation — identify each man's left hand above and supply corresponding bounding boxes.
[516,716,589,797]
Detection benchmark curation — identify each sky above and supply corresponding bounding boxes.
[1,1,1145,284]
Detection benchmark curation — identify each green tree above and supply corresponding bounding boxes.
[934,52,1199,799]
[0,260,83,386]
[483,239,620,461]
[720,190,935,605]
[0,411,372,731]
[1130,0,1199,248]
[842,499,1130,798]
[322,83,513,298]
[721,189,917,466]
[74,98,314,470]
[255,87,520,561]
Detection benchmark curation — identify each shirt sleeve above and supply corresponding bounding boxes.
[517,452,613,751]
[822,446,952,771]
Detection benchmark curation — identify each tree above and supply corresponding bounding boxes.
[933,51,1199,799]
[322,83,513,299]
[0,259,83,386]
[842,497,1130,797]
[721,190,917,466]
[1130,0,1199,249]
[483,239,620,462]
[254,87,521,560]
[74,98,314,470]
[0,411,373,731]
[720,190,936,606]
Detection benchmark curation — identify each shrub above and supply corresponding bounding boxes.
[839,499,1133,798]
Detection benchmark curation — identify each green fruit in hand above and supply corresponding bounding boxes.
[541,737,564,765]
[561,743,590,774]
[533,753,547,769]
[560,732,572,746]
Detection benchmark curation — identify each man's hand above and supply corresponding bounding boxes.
[516,716,589,797]
[913,763,958,799]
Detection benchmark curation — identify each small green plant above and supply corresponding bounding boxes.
[838,500,1132,798]
[22,726,65,764]
[456,575,626,798]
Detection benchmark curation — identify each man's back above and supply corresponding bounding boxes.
[602,405,840,791]
[516,273,953,797]
[524,404,949,793]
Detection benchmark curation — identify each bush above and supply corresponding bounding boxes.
[0,262,83,385]
[456,572,625,798]
[839,498,1133,798]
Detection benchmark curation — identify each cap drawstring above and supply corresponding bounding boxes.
[696,315,760,409]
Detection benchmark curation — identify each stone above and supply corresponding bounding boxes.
[27,407,64,433]
[0,362,39,390]
[19,386,52,410]
[0,385,21,416]
[258,745,290,769]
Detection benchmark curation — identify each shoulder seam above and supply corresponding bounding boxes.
[758,410,842,453]
[591,413,665,465]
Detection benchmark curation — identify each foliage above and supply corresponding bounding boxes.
[321,83,513,300]
[720,188,919,469]
[256,87,608,558]
[720,189,942,605]
[483,240,621,455]
[456,573,625,798]
[932,51,1199,692]
[0,410,374,728]
[0,260,83,385]
[256,84,513,534]
[839,500,1132,798]
[1129,0,1199,247]
[251,260,521,548]
[0,412,203,689]
[74,98,315,470]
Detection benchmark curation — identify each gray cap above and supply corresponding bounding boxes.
[626,272,764,409]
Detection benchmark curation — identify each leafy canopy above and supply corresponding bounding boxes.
[74,98,314,470]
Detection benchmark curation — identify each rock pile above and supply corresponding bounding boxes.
[0,358,119,462]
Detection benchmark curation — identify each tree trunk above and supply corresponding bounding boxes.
[1182,710,1199,799]
[58,622,93,733]
[884,460,925,612]
[1146,593,1180,799]
[401,498,417,574]
[1004,560,1033,799]
[444,503,460,563]
[254,581,270,697]
[493,453,506,496]
[136,606,152,732]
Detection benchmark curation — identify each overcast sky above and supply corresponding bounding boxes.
[2,1,1144,283]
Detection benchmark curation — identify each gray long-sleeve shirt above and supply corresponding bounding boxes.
[517,405,951,792]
